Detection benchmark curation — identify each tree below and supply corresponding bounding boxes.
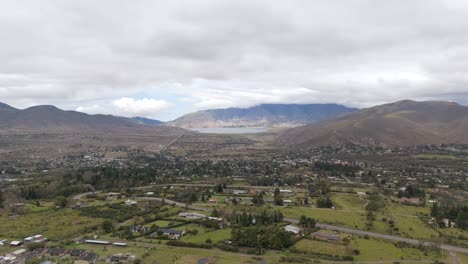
[102,219,114,233]
[316,197,333,208]
[274,188,280,197]
[456,207,468,230]
[189,192,198,203]
[215,184,224,193]
[211,208,220,217]
[274,194,284,206]
[252,193,264,205]
[55,196,68,208]
[0,191,3,208]
[303,196,309,206]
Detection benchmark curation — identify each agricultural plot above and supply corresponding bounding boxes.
[330,192,368,211]
[350,236,441,262]
[0,209,101,240]
[181,228,231,244]
[282,207,368,229]
[293,239,348,256]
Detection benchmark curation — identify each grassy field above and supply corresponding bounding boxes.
[331,193,368,211]
[351,236,441,262]
[292,236,441,262]
[144,220,182,228]
[413,154,465,160]
[181,228,231,243]
[0,209,101,240]
[281,207,368,229]
[293,238,348,256]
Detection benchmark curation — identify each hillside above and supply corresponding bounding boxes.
[0,102,183,134]
[277,100,468,147]
[131,116,164,126]
[167,104,357,128]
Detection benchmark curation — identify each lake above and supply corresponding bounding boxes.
[188,127,270,134]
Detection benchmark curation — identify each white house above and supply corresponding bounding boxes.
[125,199,137,206]
[9,241,23,247]
[178,212,207,219]
[284,225,302,234]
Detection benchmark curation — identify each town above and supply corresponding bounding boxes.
[1,138,467,263]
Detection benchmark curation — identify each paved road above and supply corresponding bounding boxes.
[284,218,468,254]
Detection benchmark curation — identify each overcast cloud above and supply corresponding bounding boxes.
[1,0,468,120]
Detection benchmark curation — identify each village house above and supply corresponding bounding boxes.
[399,197,423,205]
[151,229,185,239]
[130,226,150,233]
[279,189,293,194]
[125,199,137,206]
[284,225,302,234]
[312,232,339,242]
[9,241,23,247]
[178,212,207,219]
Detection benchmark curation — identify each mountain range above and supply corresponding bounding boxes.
[277,100,468,147]
[0,102,180,134]
[2,100,468,147]
[166,104,357,128]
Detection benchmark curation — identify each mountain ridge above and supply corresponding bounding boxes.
[167,103,357,128]
[0,102,183,134]
[277,100,468,147]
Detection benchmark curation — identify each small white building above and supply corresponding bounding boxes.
[280,189,293,194]
[12,249,27,256]
[231,190,246,195]
[284,225,302,234]
[9,241,23,247]
[125,199,137,206]
[178,212,207,219]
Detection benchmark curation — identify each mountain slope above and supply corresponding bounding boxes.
[277,100,468,147]
[0,103,183,134]
[167,104,357,128]
[131,116,164,126]
[0,102,17,111]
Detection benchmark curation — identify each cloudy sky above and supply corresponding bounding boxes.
[1,0,468,120]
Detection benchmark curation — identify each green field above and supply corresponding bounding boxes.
[282,207,368,229]
[293,238,348,256]
[351,236,441,261]
[0,209,101,240]
[331,192,368,211]
[181,228,231,243]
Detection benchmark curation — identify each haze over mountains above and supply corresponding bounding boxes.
[278,100,468,147]
[167,104,357,128]
[0,102,180,134]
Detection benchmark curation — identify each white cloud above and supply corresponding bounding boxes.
[76,97,170,118]
[1,0,468,118]
[112,97,170,116]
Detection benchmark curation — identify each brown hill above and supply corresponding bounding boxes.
[0,103,184,134]
[277,100,468,147]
